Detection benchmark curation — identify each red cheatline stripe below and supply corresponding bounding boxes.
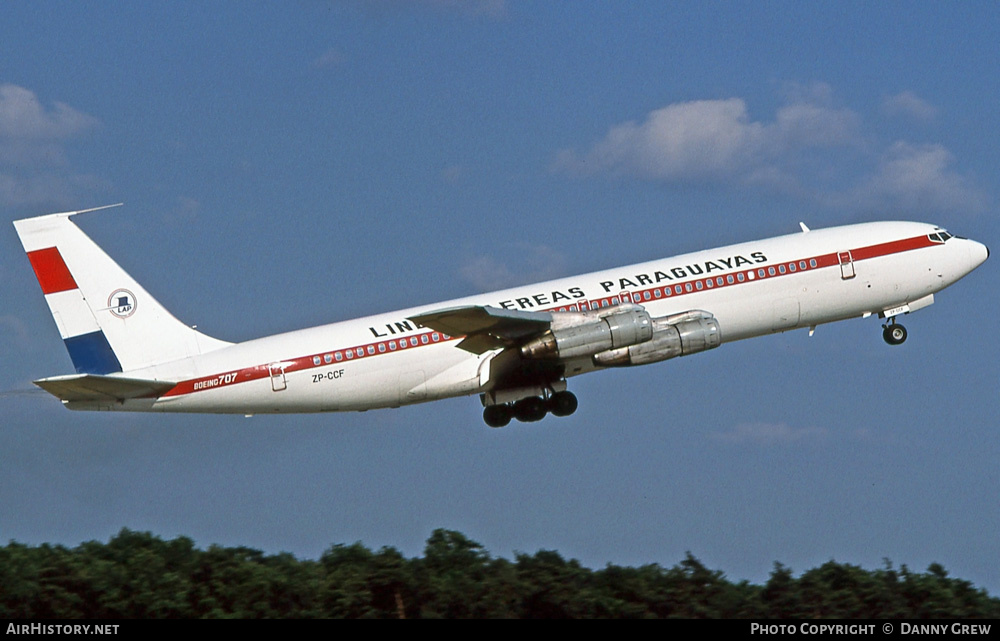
[159,330,459,398]
[850,235,935,261]
[27,247,78,294]
[161,364,270,398]
[158,233,940,399]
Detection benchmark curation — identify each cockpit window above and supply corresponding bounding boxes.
[929,231,952,243]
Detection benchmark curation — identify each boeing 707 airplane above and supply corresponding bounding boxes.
[13,207,988,426]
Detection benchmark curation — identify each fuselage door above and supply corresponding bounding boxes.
[269,362,287,392]
[838,251,856,280]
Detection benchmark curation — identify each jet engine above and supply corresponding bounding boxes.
[592,310,720,367]
[519,305,653,360]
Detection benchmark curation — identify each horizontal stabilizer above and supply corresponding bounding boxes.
[409,305,552,354]
[34,374,176,403]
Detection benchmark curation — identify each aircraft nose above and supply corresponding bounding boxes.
[962,238,990,274]
[969,239,989,268]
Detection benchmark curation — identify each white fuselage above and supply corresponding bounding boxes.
[73,220,985,415]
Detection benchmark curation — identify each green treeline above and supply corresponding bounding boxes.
[1,528,997,618]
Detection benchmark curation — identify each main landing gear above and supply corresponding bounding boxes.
[482,391,578,428]
[881,319,908,346]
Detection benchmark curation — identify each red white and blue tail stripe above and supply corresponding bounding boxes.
[24,242,122,374]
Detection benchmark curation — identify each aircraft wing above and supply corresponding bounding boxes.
[408,305,553,354]
[34,374,177,403]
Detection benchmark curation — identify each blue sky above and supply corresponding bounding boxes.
[2,2,998,593]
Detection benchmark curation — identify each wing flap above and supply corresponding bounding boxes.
[409,305,553,354]
[34,374,176,403]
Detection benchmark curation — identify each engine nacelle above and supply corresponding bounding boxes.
[592,310,720,367]
[520,305,653,360]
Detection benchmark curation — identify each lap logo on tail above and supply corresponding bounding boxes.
[107,289,136,318]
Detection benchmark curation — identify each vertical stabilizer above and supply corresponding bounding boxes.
[13,207,231,374]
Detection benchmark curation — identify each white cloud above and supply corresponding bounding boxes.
[773,100,861,150]
[857,141,987,214]
[556,84,986,216]
[556,87,861,186]
[0,84,98,141]
[711,422,828,445]
[459,243,568,291]
[555,98,767,181]
[0,85,101,208]
[882,91,938,122]
[772,82,862,150]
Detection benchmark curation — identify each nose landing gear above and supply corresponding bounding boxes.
[882,320,907,345]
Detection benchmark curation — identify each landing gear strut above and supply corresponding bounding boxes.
[482,390,578,427]
[882,319,907,346]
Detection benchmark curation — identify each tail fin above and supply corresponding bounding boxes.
[13,206,231,375]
